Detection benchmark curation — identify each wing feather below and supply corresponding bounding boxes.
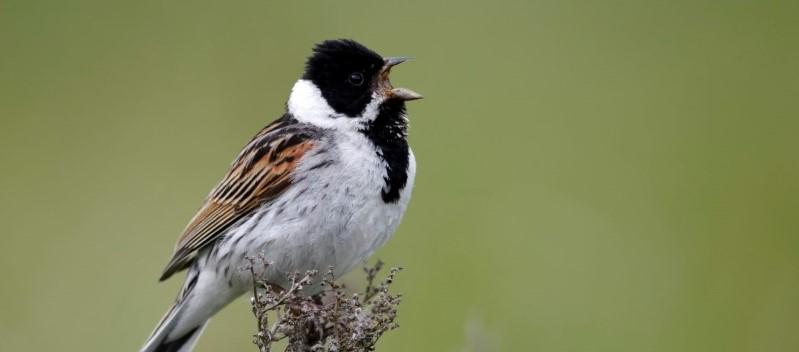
[159,116,319,281]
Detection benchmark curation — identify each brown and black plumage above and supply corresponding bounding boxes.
[160,115,319,281]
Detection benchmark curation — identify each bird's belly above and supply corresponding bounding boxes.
[215,158,410,291]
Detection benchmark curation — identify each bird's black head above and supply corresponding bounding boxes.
[302,39,421,118]
[302,39,384,117]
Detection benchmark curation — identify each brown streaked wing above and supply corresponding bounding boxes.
[159,119,318,281]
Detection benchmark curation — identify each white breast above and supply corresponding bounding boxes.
[218,129,415,289]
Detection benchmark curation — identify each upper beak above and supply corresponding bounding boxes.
[385,56,410,67]
[380,56,423,101]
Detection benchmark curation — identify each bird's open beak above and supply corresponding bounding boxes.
[379,57,423,101]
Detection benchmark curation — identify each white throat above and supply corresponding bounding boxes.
[287,79,383,130]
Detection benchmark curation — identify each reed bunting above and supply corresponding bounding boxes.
[141,39,422,352]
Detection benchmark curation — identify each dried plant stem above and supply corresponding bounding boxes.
[246,258,403,352]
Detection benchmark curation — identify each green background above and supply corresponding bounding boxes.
[1,1,797,351]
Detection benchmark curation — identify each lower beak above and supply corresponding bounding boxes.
[380,57,423,101]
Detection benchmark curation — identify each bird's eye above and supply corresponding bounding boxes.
[348,72,364,86]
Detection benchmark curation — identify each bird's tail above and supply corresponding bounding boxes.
[140,272,211,352]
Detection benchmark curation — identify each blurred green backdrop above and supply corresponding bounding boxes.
[1,1,798,351]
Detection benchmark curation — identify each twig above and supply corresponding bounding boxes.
[246,259,403,352]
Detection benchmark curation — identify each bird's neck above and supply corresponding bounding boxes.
[360,100,410,203]
[287,79,380,131]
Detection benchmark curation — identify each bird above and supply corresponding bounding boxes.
[140,39,422,352]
